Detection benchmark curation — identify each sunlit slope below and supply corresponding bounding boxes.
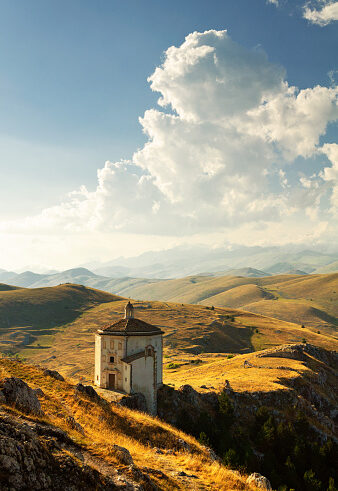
[27,296,337,382]
[124,275,252,303]
[199,284,274,308]
[163,342,338,397]
[0,284,122,353]
[0,358,250,490]
[122,273,338,333]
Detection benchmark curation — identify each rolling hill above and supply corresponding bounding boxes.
[119,273,338,335]
[0,283,337,490]
[0,283,333,382]
[0,284,121,355]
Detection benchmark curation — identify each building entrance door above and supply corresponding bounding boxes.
[108,373,115,389]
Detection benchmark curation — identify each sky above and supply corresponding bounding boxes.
[0,0,337,271]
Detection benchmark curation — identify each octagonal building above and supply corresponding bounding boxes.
[94,302,164,414]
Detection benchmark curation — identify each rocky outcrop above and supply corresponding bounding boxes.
[43,369,65,381]
[1,377,43,416]
[119,393,147,412]
[0,412,118,490]
[246,473,272,490]
[157,384,218,426]
[75,383,100,402]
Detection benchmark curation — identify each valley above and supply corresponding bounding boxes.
[0,278,337,490]
[0,282,336,384]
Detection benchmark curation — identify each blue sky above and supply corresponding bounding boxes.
[0,0,337,270]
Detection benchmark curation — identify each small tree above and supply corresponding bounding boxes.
[198,431,210,447]
[218,390,234,424]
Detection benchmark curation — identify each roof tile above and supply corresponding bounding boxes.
[100,317,163,335]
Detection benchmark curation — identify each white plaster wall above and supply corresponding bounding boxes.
[122,363,131,393]
[127,334,163,386]
[131,355,156,414]
[95,332,163,401]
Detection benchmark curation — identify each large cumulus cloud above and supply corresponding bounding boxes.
[2,30,337,244]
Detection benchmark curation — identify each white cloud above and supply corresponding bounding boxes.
[244,84,338,159]
[267,0,279,5]
[1,29,337,256]
[303,1,338,26]
[320,143,338,214]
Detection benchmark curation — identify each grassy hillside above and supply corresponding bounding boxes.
[0,283,23,292]
[0,284,121,355]
[0,357,251,490]
[163,343,328,393]
[121,273,338,334]
[25,296,337,383]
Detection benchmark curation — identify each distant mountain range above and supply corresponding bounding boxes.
[1,246,337,294]
[84,244,338,278]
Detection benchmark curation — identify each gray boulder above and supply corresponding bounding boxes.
[43,369,64,381]
[75,383,100,402]
[2,378,42,416]
[110,444,133,465]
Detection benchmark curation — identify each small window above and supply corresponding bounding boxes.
[118,342,122,350]
[147,347,152,356]
[96,375,99,381]
[125,377,127,382]
[102,355,106,361]
[102,340,106,349]
[110,340,114,349]
[110,356,115,363]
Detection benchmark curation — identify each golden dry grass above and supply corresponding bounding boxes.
[0,357,255,490]
[21,297,337,385]
[0,284,121,354]
[119,273,338,333]
[163,349,309,393]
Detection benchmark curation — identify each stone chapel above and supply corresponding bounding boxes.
[94,302,164,414]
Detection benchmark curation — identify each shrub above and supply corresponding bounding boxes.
[227,354,234,359]
[303,469,322,491]
[167,362,180,369]
[218,391,234,424]
[223,448,240,468]
[198,431,210,446]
